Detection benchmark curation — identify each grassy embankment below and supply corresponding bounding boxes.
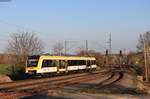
[0,64,26,80]
[0,64,12,75]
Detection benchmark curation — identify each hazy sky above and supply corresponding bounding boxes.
[0,0,150,53]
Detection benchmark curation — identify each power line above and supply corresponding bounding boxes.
[0,19,38,32]
[89,41,107,49]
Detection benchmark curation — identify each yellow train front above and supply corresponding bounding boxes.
[26,55,97,76]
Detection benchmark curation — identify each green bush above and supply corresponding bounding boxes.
[7,65,27,80]
[0,64,12,75]
[0,64,26,80]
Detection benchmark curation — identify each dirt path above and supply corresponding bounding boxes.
[22,91,150,99]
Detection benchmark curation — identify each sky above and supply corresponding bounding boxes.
[0,0,150,54]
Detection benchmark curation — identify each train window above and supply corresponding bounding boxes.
[94,60,96,65]
[68,60,79,66]
[27,59,38,67]
[78,60,81,65]
[91,60,96,65]
[68,60,71,66]
[87,60,91,66]
[78,60,86,65]
[42,60,57,68]
[82,60,86,65]
[52,60,57,66]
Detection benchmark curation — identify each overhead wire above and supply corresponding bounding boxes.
[0,18,39,33]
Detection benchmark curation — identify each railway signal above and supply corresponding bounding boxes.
[120,50,122,56]
[105,49,108,56]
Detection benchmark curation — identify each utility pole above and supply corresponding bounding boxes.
[123,48,126,64]
[123,48,126,55]
[64,40,67,56]
[86,40,88,51]
[144,41,148,82]
[108,33,112,66]
[109,33,112,56]
[85,40,89,56]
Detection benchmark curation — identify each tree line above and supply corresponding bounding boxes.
[0,31,150,80]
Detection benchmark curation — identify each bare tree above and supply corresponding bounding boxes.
[137,31,150,51]
[6,32,44,65]
[137,31,150,81]
[52,42,64,56]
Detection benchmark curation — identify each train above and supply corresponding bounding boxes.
[25,55,97,76]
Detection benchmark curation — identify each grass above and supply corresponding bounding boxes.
[0,64,12,75]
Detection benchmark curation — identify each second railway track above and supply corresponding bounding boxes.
[81,71,124,92]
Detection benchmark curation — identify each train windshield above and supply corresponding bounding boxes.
[27,59,38,67]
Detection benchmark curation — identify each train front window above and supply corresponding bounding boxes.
[27,60,38,67]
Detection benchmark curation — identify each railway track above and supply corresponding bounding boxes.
[0,66,132,99]
[0,73,94,90]
[0,68,106,89]
[99,72,124,88]
[0,69,109,99]
[81,71,124,92]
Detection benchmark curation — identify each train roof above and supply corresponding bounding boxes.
[28,55,96,60]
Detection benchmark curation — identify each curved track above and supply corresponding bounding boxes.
[0,66,131,99]
[81,71,124,92]
[99,72,124,88]
[0,70,109,99]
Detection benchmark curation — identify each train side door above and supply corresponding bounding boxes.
[58,60,67,73]
[86,60,91,70]
[56,60,59,73]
